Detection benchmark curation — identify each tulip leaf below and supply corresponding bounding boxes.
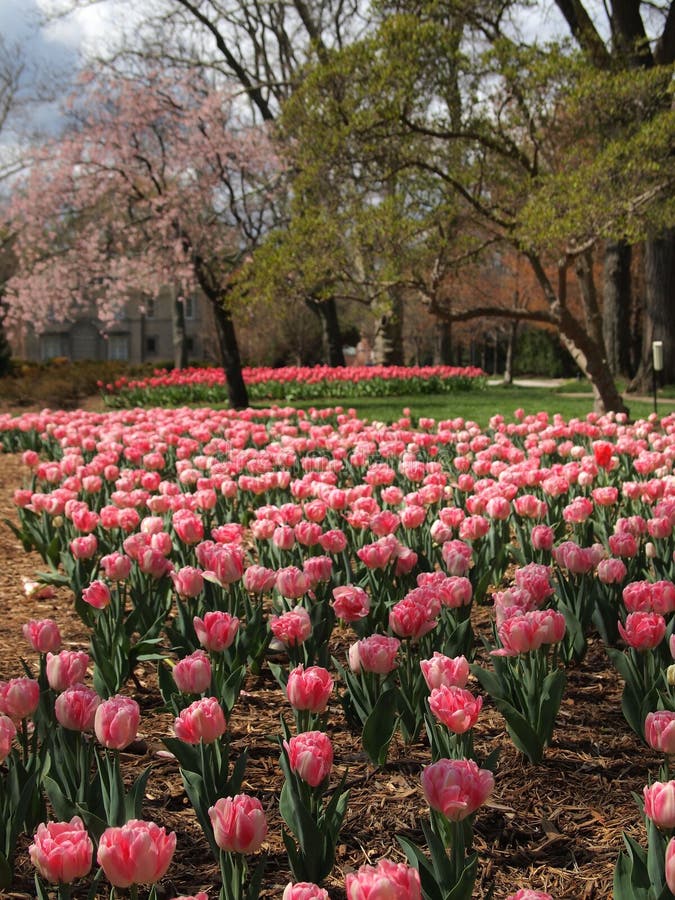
[362,687,398,765]
[0,852,11,890]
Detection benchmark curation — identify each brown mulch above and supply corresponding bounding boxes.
[0,450,655,899]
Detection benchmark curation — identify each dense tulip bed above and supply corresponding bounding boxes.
[0,402,674,899]
[98,365,486,407]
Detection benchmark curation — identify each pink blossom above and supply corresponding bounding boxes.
[97,819,176,888]
[174,697,226,744]
[193,611,239,652]
[173,651,212,694]
[332,585,370,622]
[421,757,494,821]
[209,794,268,854]
[46,650,90,692]
[22,619,62,654]
[345,859,421,900]
[286,665,333,713]
[420,653,470,691]
[284,731,333,787]
[428,685,483,733]
[54,685,101,732]
[269,607,312,647]
[29,816,93,884]
[94,695,140,749]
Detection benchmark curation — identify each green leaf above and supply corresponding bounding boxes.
[0,852,12,890]
[362,687,398,765]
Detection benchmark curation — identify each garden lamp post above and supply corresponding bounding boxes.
[653,340,664,414]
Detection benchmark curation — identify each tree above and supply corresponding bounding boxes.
[4,68,282,408]
[537,0,675,388]
[250,1,675,411]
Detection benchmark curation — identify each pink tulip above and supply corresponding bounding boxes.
[175,894,209,900]
[646,711,675,754]
[609,532,639,558]
[514,564,553,605]
[193,611,239,652]
[173,651,212,694]
[351,634,400,675]
[70,535,98,559]
[345,858,421,900]
[269,607,312,647]
[97,819,176,888]
[421,757,494,821]
[597,558,627,584]
[22,619,62,654]
[332,585,371,622]
[389,595,437,641]
[171,566,204,598]
[99,552,132,581]
[644,781,675,829]
[441,539,473,576]
[530,525,554,551]
[283,881,330,900]
[506,891,553,900]
[137,547,173,579]
[276,566,310,599]
[94,695,140,749]
[357,537,398,570]
[82,580,111,610]
[284,731,333,787]
[666,838,675,894]
[46,650,90,692]
[29,816,93,884]
[0,677,40,720]
[618,612,666,651]
[197,542,245,585]
[0,715,16,762]
[653,581,675,615]
[243,565,277,594]
[274,525,296,550]
[318,529,348,554]
[173,509,204,544]
[420,653,470,691]
[286,665,333,713]
[174,697,226,744]
[303,555,333,587]
[208,794,268,853]
[428,685,483,733]
[55,685,101,732]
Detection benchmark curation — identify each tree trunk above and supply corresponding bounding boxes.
[172,286,188,370]
[503,320,517,385]
[629,229,675,392]
[373,287,404,365]
[305,296,345,366]
[193,257,249,409]
[211,301,249,409]
[434,318,452,364]
[527,252,628,414]
[602,240,632,376]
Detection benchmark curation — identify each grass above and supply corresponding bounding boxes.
[259,384,673,427]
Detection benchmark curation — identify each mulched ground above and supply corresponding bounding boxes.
[0,449,657,899]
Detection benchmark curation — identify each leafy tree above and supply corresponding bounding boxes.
[250,1,675,410]
[537,0,675,387]
[4,69,282,408]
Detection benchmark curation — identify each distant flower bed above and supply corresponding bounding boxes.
[99,364,487,406]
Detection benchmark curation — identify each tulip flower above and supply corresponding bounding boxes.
[30,816,93,885]
[345,859,421,900]
[97,819,176,889]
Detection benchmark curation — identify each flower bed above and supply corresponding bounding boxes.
[98,365,487,407]
[0,403,673,898]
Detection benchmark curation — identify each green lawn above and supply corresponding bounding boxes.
[261,384,673,427]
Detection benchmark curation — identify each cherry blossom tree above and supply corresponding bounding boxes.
[5,68,283,408]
